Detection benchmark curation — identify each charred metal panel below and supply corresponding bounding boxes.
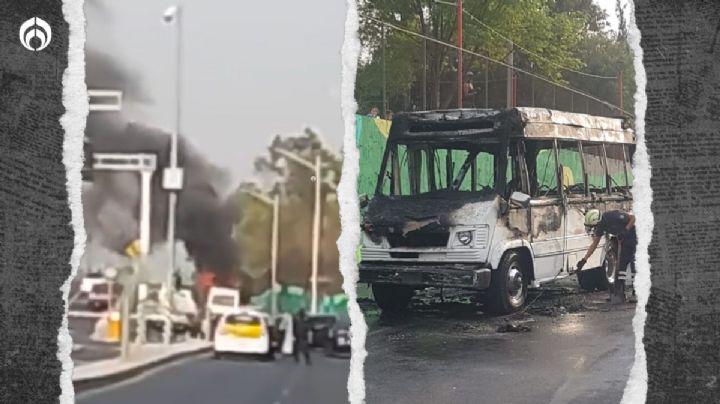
[359,262,492,290]
[506,208,530,235]
[531,204,563,235]
[529,203,565,279]
[364,192,496,230]
[389,108,634,146]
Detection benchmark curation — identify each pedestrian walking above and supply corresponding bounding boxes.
[576,209,637,303]
[292,309,311,365]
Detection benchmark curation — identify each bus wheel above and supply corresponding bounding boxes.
[372,284,414,313]
[487,251,528,315]
[595,245,618,291]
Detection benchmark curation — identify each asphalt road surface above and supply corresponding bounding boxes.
[363,279,636,404]
[68,290,121,365]
[71,316,119,365]
[76,353,350,404]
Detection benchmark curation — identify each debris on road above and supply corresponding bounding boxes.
[496,323,531,333]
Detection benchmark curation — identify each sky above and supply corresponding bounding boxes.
[594,0,630,32]
[85,0,347,184]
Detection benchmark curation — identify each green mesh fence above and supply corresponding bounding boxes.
[249,285,348,316]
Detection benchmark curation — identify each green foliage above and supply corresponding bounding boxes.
[230,129,343,295]
[356,0,635,116]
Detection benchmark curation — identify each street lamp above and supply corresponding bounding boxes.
[271,148,336,314]
[162,5,185,314]
[240,190,280,317]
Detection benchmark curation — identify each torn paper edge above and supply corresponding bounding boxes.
[620,1,651,403]
[58,0,89,403]
[338,1,366,403]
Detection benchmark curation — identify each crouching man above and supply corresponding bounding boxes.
[577,209,637,303]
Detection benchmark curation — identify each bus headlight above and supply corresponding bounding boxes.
[457,230,473,245]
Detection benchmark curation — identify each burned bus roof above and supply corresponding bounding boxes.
[388,107,635,145]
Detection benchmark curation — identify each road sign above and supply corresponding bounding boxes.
[88,90,123,112]
[162,167,184,191]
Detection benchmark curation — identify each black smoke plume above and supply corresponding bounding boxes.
[84,50,238,275]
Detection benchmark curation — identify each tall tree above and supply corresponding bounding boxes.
[356,0,634,116]
[357,0,587,113]
[231,129,343,296]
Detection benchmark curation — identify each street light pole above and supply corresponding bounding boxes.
[271,148,335,315]
[164,5,183,313]
[310,155,321,314]
[242,191,280,317]
[270,194,279,316]
[456,0,463,109]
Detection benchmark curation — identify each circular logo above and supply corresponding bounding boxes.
[19,17,52,51]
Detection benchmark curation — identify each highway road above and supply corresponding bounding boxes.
[76,353,350,404]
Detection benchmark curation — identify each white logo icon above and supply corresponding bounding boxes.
[19,17,52,51]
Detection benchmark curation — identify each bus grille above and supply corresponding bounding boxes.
[386,232,450,248]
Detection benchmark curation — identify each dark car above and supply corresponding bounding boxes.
[87,283,122,311]
[305,314,336,348]
[324,314,350,357]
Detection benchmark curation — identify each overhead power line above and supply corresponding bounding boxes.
[364,16,632,117]
[434,0,618,80]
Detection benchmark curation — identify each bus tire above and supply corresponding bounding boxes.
[372,284,414,313]
[486,251,528,315]
[595,245,619,291]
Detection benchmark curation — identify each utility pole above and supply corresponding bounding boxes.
[422,38,427,110]
[506,44,514,109]
[382,25,387,116]
[456,0,463,109]
[484,61,489,108]
[617,70,624,114]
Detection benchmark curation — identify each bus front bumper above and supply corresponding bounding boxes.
[359,262,492,290]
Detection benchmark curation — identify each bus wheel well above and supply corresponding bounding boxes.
[502,248,535,281]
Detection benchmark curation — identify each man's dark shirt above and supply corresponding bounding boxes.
[593,210,631,237]
[293,316,308,341]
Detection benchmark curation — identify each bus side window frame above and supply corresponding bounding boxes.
[525,139,561,200]
[604,142,631,195]
[512,140,531,197]
[557,139,586,199]
[580,140,609,196]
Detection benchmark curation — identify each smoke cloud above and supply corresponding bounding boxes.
[84,50,238,276]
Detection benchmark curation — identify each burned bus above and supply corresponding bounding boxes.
[359,108,635,314]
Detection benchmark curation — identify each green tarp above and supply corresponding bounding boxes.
[249,285,348,316]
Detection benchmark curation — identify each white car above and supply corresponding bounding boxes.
[213,308,273,359]
[79,272,106,296]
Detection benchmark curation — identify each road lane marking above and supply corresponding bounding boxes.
[68,311,104,319]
